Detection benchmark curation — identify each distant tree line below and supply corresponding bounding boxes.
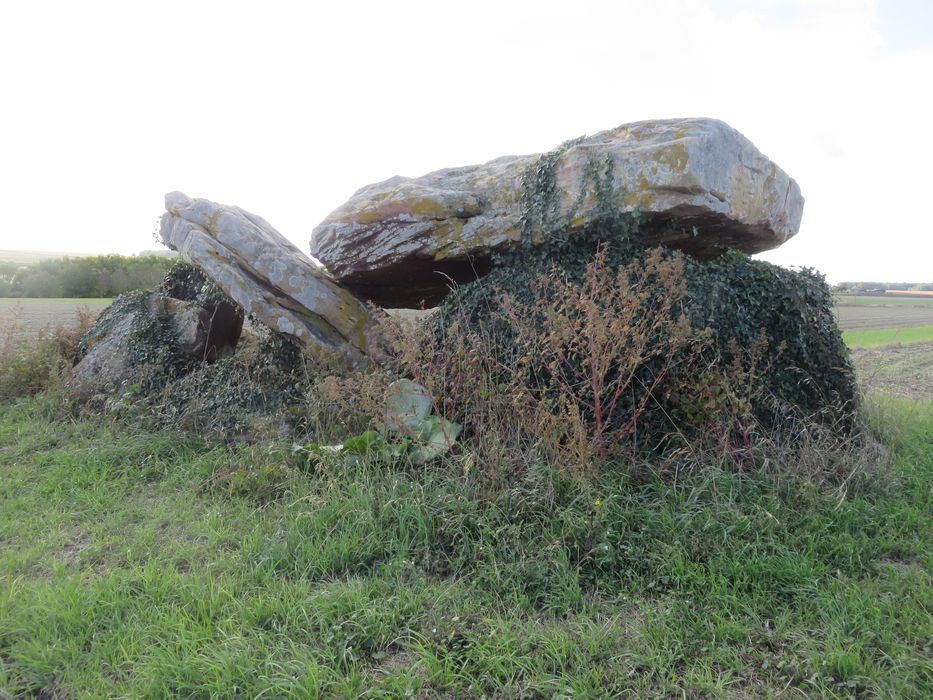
[0,255,177,298]
[833,281,933,293]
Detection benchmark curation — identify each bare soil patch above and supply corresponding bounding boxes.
[0,299,110,343]
[851,341,933,401]
[835,301,933,331]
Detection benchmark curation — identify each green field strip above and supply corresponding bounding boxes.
[843,325,933,348]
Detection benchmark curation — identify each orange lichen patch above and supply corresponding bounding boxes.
[652,142,689,173]
[432,219,468,259]
[569,214,587,228]
[354,192,483,226]
[410,194,482,219]
[622,190,658,209]
[353,198,415,225]
[408,196,454,219]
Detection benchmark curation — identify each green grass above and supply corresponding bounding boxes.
[0,397,930,697]
[843,325,933,348]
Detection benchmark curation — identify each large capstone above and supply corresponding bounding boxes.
[160,192,381,366]
[311,118,804,307]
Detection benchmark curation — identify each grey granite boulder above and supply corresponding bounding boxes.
[311,118,804,307]
[69,295,151,387]
[70,291,242,388]
[160,192,381,366]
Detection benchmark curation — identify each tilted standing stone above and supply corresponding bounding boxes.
[160,192,381,366]
[311,118,804,307]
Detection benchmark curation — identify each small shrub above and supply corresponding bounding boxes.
[498,245,706,470]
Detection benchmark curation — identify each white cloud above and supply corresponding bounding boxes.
[0,0,929,282]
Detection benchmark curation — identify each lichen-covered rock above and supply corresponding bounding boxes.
[311,118,804,307]
[70,290,241,389]
[70,293,150,386]
[160,192,381,366]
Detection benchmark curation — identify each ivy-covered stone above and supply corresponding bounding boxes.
[433,219,857,444]
[70,262,245,394]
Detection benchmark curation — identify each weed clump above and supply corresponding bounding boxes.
[142,328,312,436]
[0,304,95,401]
[423,213,858,468]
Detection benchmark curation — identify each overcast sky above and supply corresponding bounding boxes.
[1,0,930,282]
